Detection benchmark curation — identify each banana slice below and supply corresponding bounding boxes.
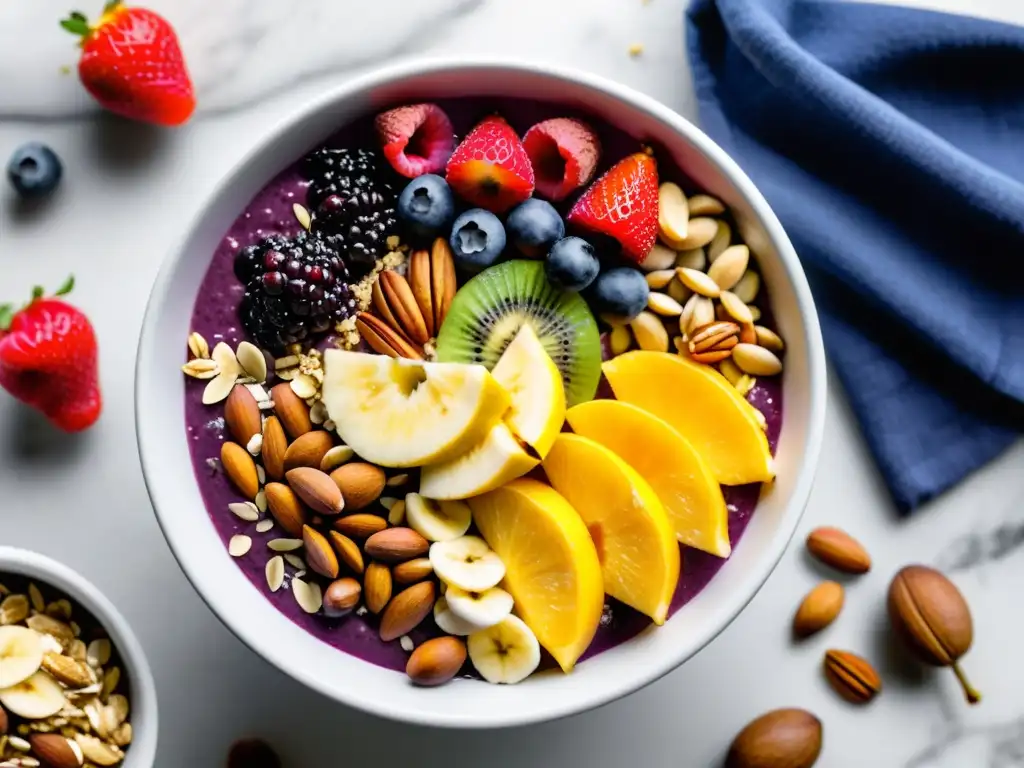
[0,626,44,689]
[0,670,67,719]
[445,585,513,630]
[430,536,505,592]
[405,493,472,542]
[433,595,485,637]
[468,615,541,685]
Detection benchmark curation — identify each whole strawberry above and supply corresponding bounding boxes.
[0,277,102,432]
[61,1,195,126]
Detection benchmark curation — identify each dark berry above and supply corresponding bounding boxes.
[507,199,565,258]
[397,174,455,241]
[545,236,600,292]
[449,209,506,273]
[586,267,649,322]
[6,143,62,198]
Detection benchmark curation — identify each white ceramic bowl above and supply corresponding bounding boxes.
[136,60,826,729]
[0,546,158,765]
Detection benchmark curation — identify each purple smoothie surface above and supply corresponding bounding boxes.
[184,97,784,674]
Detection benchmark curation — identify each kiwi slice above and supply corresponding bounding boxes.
[435,260,601,406]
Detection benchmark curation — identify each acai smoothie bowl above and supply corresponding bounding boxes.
[137,61,826,728]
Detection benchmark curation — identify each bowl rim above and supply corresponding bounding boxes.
[136,57,827,729]
[0,546,159,764]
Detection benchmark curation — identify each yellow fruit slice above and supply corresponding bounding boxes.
[490,324,566,457]
[419,422,540,501]
[566,400,731,557]
[602,351,773,485]
[468,478,604,672]
[543,434,680,624]
[321,350,510,468]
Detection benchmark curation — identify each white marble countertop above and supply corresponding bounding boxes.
[2,0,1022,765]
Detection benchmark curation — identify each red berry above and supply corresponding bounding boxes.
[61,2,195,126]
[0,284,101,433]
[523,118,601,201]
[567,151,659,264]
[375,103,455,178]
[445,115,534,214]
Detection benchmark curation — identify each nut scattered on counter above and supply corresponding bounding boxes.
[887,565,980,705]
[823,649,881,704]
[725,707,822,768]
[805,527,871,574]
[792,581,844,638]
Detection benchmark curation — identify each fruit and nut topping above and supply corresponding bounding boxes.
[183,99,789,688]
[0,577,133,767]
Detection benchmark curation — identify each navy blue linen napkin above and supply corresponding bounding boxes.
[686,0,1024,512]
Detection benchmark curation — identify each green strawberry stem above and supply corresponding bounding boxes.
[60,2,121,38]
[0,275,75,332]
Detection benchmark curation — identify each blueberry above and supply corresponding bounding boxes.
[397,174,455,241]
[545,237,600,292]
[449,209,507,272]
[587,267,650,322]
[506,198,565,257]
[6,143,62,198]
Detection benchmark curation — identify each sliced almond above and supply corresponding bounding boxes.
[202,372,237,405]
[641,243,678,272]
[228,502,260,522]
[667,278,691,304]
[720,291,754,324]
[256,519,274,533]
[292,578,322,614]
[707,220,732,261]
[41,652,93,689]
[293,202,311,230]
[647,293,684,317]
[187,332,210,360]
[671,217,718,250]
[628,311,669,352]
[733,343,783,376]
[86,638,111,668]
[675,247,707,271]
[74,734,122,767]
[707,244,749,290]
[755,325,785,352]
[267,538,303,552]
[657,182,689,243]
[676,267,721,298]
[228,535,252,557]
[732,270,761,304]
[645,270,676,290]
[687,193,725,216]
[265,556,285,592]
[387,499,406,526]
[609,325,632,356]
[290,373,319,400]
[181,358,218,380]
[235,341,267,384]
[320,445,355,473]
[211,341,242,377]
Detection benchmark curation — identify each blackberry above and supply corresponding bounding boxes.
[304,147,399,273]
[234,232,355,351]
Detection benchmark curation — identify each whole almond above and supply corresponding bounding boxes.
[823,649,881,704]
[406,636,467,687]
[330,462,386,511]
[726,708,822,768]
[261,415,288,482]
[793,581,844,638]
[380,581,435,642]
[224,385,262,446]
[284,431,335,473]
[264,482,308,537]
[392,558,433,586]
[806,527,871,574]
[328,531,364,575]
[333,513,388,539]
[221,442,259,499]
[365,527,429,563]
[29,734,82,768]
[271,382,312,439]
[302,525,340,579]
[323,577,361,618]
[286,467,344,516]
[364,562,392,614]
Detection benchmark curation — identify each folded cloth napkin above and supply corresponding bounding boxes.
[686,0,1024,512]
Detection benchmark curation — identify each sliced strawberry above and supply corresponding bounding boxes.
[0,277,101,432]
[567,151,659,264]
[445,115,534,214]
[523,118,601,201]
[375,103,455,179]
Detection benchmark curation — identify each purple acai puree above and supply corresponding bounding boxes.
[184,97,784,674]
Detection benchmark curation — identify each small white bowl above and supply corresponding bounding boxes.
[137,60,827,729]
[0,546,158,766]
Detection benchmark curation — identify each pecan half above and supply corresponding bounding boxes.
[408,238,457,338]
[687,320,740,364]
[356,313,424,360]
[374,271,430,345]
